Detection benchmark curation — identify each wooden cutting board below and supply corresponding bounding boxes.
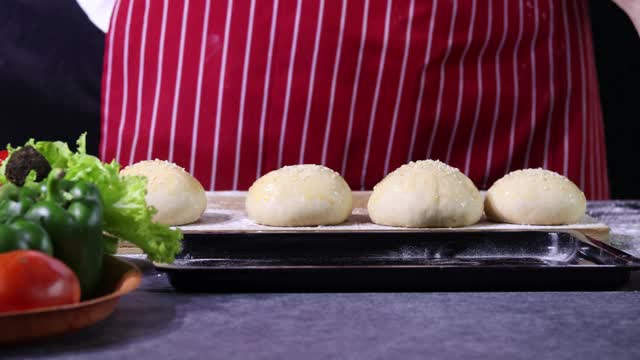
[183,191,609,234]
[117,191,610,254]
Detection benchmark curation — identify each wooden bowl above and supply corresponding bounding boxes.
[0,255,141,345]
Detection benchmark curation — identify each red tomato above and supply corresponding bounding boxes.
[0,150,7,163]
[0,250,81,313]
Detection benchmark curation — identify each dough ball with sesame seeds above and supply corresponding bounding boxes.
[121,159,207,226]
[367,160,482,228]
[246,164,352,226]
[485,168,586,225]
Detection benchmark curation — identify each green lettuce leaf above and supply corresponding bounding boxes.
[1,134,182,263]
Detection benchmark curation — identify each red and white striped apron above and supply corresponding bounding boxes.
[101,0,610,199]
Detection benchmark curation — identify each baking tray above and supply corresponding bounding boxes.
[156,231,640,292]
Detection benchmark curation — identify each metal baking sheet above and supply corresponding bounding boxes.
[177,192,610,236]
[156,231,640,292]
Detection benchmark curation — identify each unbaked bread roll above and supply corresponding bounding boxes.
[246,164,352,226]
[368,160,483,228]
[121,160,207,226]
[485,168,586,225]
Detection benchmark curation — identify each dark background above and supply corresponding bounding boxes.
[590,0,640,198]
[0,0,638,198]
[0,0,103,153]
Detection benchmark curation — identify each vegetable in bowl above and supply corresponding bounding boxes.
[0,134,182,264]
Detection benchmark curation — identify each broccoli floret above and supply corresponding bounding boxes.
[5,146,51,186]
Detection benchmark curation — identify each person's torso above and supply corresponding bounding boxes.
[101,0,610,199]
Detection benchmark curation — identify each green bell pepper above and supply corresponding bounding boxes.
[0,183,40,223]
[0,219,53,255]
[23,169,104,298]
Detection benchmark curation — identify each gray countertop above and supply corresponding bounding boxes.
[4,201,640,360]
